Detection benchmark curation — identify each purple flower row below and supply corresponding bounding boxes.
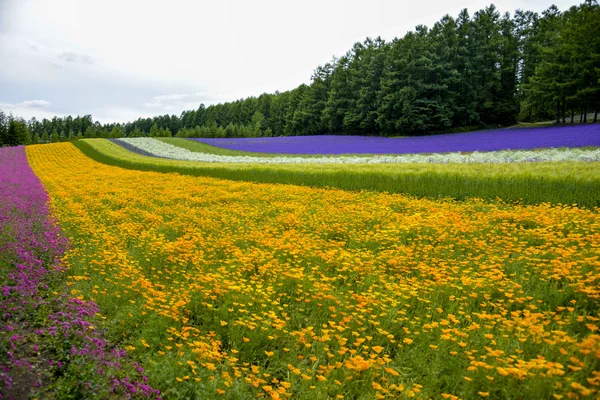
[0,146,160,399]
[193,124,600,154]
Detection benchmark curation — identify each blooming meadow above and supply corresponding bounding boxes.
[193,124,600,155]
[116,137,600,164]
[0,146,160,399]
[75,138,600,207]
[19,143,600,399]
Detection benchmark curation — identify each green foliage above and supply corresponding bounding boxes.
[85,125,98,139]
[50,129,60,143]
[5,118,30,146]
[250,111,266,136]
[149,123,160,137]
[75,139,600,208]
[110,125,125,138]
[23,127,32,145]
[0,110,8,146]
[521,2,600,122]
[130,127,144,138]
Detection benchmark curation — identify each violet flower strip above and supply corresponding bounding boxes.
[193,124,600,154]
[0,146,160,399]
[0,146,62,395]
[0,146,59,308]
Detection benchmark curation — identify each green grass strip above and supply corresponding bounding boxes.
[73,139,600,207]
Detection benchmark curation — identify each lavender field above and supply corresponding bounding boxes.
[194,124,600,155]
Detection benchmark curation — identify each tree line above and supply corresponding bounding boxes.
[1,1,598,146]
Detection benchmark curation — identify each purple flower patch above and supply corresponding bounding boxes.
[0,146,159,399]
[193,124,600,155]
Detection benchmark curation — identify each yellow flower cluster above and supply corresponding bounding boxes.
[27,143,600,399]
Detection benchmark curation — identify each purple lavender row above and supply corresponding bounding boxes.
[0,147,160,399]
[193,124,600,155]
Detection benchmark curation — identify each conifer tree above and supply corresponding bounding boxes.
[50,129,60,143]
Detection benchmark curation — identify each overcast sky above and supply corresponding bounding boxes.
[0,0,580,123]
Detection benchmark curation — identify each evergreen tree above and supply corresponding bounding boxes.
[85,125,97,138]
[225,123,236,138]
[149,123,160,137]
[324,56,353,134]
[110,125,125,138]
[522,5,567,122]
[23,126,32,145]
[353,38,387,135]
[7,119,28,146]
[0,110,7,146]
[250,111,266,136]
[50,129,60,143]
[291,63,333,135]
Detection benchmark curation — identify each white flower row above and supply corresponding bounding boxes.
[116,137,600,164]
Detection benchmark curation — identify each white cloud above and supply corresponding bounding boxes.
[153,93,201,102]
[27,41,39,51]
[17,99,51,108]
[142,92,221,111]
[58,51,95,65]
[0,100,61,120]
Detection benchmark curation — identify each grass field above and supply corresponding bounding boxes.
[22,142,600,399]
[74,139,600,207]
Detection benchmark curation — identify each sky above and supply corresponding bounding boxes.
[0,0,580,124]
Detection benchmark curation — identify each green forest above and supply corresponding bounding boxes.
[1,1,598,145]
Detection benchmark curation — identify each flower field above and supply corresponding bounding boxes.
[116,137,600,164]
[193,124,600,155]
[18,142,600,399]
[75,139,600,207]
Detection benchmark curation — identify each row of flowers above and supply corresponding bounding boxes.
[116,137,600,164]
[0,146,159,399]
[27,142,600,399]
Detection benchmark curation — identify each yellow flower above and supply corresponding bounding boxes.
[372,345,384,354]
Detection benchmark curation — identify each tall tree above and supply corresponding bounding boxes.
[6,119,29,146]
[0,110,7,146]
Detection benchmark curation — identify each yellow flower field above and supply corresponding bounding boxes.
[27,143,600,399]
